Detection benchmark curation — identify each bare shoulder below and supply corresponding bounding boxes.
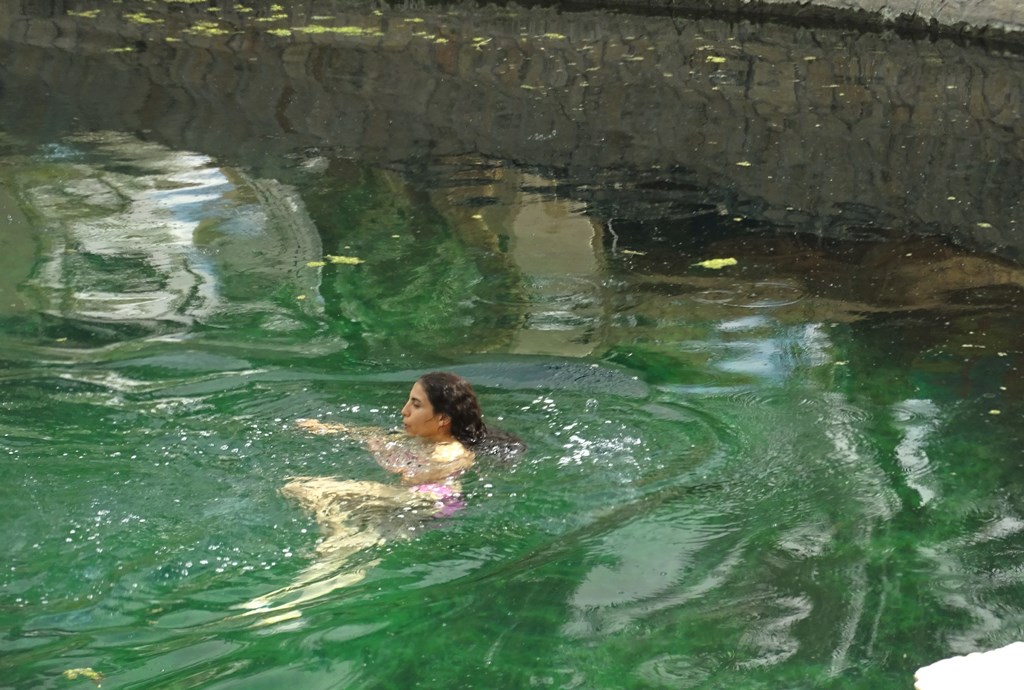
[431,441,474,466]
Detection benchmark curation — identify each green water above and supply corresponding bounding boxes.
[1,127,1023,690]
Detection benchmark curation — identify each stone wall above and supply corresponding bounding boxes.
[583,0,1024,37]
[792,0,1023,32]
[2,1,1023,259]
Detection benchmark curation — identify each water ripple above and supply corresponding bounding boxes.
[691,280,805,308]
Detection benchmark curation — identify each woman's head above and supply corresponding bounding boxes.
[402,372,485,446]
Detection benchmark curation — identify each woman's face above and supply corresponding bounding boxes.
[401,381,448,440]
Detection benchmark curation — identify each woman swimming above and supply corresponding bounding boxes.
[296,371,483,499]
[237,372,520,622]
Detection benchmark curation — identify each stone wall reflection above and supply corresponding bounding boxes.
[2,1,1023,258]
[0,130,325,339]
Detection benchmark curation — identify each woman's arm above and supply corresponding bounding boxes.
[297,418,416,477]
[295,418,388,444]
[296,419,472,483]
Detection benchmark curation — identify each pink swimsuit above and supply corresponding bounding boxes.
[410,483,466,518]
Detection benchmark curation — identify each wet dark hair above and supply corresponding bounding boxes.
[418,371,525,457]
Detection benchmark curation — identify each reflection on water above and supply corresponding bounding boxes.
[503,178,603,356]
[1,3,1024,689]
[26,135,223,325]
[0,131,325,352]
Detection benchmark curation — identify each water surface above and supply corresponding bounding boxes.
[2,3,1024,689]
